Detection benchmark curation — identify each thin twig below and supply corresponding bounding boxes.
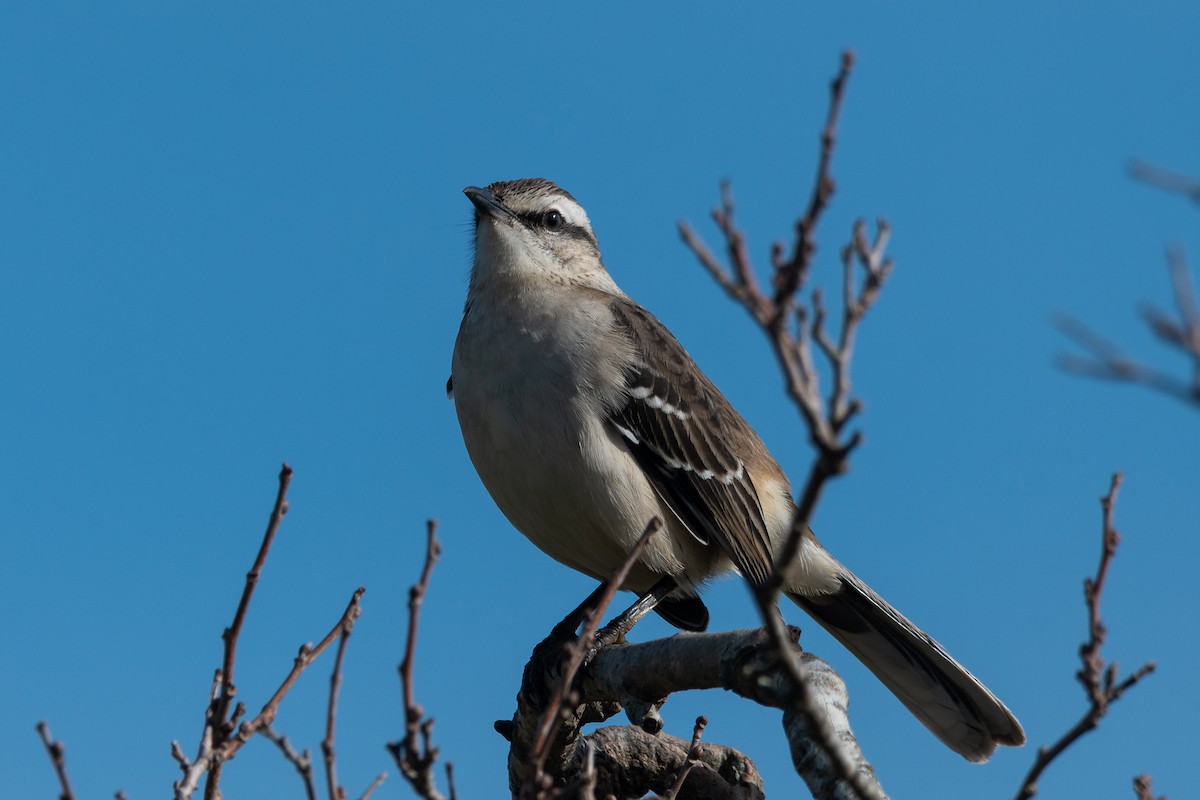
[1133,773,1164,800]
[358,772,388,800]
[389,520,449,800]
[36,721,76,800]
[198,463,293,798]
[215,464,293,722]
[1013,474,1156,800]
[323,617,357,800]
[773,50,857,321]
[262,726,318,800]
[663,715,708,800]
[176,586,366,799]
[172,664,221,797]
[1129,159,1200,204]
[402,520,441,715]
[1059,163,1200,409]
[1055,308,1200,406]
[230,587,366,754]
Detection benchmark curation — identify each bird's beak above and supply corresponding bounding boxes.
[464,186,516,222]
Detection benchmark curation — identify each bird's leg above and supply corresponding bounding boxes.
[586,576,678,661]
[552,582,610,639]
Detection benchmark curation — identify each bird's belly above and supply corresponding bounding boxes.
[451,351,705,591]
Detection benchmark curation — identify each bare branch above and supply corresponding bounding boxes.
[582,630,885,799]
[1133,773,1165,800]
[773,51,856,317]
[323,606,358,800]
[36,721,76,800]
[585,725,763,800]
[1059,164,1200,408]
[783,656,885,800]
[389,520,450,800]
[214,464,293,727]
[663,715,707,800]
[1013,474,1156,800]
[174,583,366,799]
[358,772,388,800]
[228,587,366,757]
[173,669,222,798]
[262,726,318,800]
[1129,159,1200,204]
[178,464,295,799]
[680,49,892,800]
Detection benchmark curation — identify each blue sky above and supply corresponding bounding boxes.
[3,2,1197,798]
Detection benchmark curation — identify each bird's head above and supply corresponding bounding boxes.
[464,178,619,294]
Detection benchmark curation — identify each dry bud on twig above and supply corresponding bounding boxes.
[36,721,77,800]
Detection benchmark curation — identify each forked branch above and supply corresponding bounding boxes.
[1058,165,1200,408]
[170,466,367,800]
[389,520,453,800]
[1012,474,1156,800]
[680,49,892,800]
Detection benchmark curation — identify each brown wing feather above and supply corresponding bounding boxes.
[607,301,776,587]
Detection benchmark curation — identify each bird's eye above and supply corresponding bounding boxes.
[542,209,564,231]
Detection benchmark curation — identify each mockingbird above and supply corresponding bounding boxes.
[449,177,1024,762]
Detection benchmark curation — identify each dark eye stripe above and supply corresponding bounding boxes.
[517,212,597,248]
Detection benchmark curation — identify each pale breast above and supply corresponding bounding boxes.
[451,290,714,592]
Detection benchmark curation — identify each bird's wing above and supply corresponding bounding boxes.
[606,300,776,587]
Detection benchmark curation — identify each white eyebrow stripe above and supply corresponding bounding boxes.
[549,198,590,229]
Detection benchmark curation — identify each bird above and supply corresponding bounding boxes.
[448,177,1024,762]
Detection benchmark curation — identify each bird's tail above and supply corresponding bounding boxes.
[787,567,1024,762]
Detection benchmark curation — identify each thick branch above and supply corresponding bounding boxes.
[586,630,883,799]
[587,726,763,800]
[507,520,663,797]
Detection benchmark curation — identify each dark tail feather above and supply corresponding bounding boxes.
[788,571,1024,762]
[654,593,710,631]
